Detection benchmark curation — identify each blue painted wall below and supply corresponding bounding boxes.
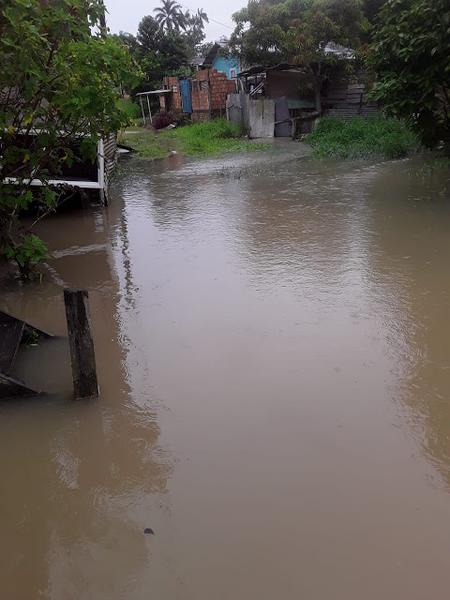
[212,56,240,80]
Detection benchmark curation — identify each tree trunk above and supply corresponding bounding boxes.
[313,77,322,114]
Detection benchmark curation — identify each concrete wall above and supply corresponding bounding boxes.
[226,93,250,130]
[248,98,275,138]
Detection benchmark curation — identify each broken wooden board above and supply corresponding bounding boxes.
[0,373,41,399]
[0,310,53,398]
[0,313,25,373]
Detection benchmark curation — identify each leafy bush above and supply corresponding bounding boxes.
[116,97,141,120]
[306,116,420,159]
[0,0,137,277]
[152,111,175,130]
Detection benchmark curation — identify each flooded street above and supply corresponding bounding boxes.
[1,146,450,599]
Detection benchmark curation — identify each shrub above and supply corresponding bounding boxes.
[116,97,141,120]
[306,116,420,159]
[152,111,175,130]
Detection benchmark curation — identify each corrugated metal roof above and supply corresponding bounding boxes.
[136,90,171,96]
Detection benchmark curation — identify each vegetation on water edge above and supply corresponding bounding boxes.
[119,127,173,159]
[306,117,420,160]
[121,119,267,158]
[0,0,137,278]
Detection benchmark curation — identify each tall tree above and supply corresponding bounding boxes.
[132,15,189,88]
[370,0,450,152]
[182,8,209,53]
[231,0,365,112]
[154,0,186,32]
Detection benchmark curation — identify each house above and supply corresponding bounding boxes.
[203,41,240,81]
[231,59,379,138]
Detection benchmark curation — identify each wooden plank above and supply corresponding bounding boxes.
[0,373,40,398]
[0,313,25,373]
[64,289,99,399]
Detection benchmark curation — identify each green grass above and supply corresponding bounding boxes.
[118,128,172,159]
[306,116,420,160]
[164,118,264,156]
[120,118,267,159]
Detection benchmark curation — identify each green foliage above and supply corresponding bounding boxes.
[0,0,138,276]
[166,119,253,155]
[4,234,48,275]
[121,120,267,158]
[154,0,186,32]
[121,2,209,92]
[306,116,419,159]
[116,97,141,121]
[230,0,366,110]
[369,0,450,153]
[119,129,173,159]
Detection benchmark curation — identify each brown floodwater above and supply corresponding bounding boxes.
[1,145,450,599]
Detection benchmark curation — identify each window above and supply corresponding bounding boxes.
[230,68,236,79]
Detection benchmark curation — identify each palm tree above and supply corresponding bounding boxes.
[195,8,209,27]
[154,0,186,31]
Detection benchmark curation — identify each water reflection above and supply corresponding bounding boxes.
[1,150,450,598]
[364,160,450,480]
[0,204,171,599]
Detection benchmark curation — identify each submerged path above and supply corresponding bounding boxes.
[1,148,450,598]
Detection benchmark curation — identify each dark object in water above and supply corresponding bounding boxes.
[144,527,154,535]
[0,311,52,398]
[117,143,136,153]
[64,289,99,400]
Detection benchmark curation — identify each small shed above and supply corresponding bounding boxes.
[136,90,172,124]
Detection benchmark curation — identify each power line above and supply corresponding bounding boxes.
[178,2,235,31]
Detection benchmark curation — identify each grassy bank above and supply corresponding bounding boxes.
[306,117,419,159]
[120,118,267,159]
[118,127,173,159]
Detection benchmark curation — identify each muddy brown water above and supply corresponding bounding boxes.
[1,145,450,599]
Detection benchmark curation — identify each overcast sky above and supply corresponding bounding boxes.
[104,0,244,41]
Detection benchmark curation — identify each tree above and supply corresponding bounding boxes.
[134,15,189,88]
[181,8,209,52]
[137,15,161,55]
[0,0,137,277]
[369,0,450,152]
[154,0,186,32]
[231,0,365,112]
[362,0,386,22]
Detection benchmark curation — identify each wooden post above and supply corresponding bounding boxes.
[146,94,153,124]
[64,289,99,399]
[139,96,146,125]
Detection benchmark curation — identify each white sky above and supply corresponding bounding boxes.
[104,0,244,41]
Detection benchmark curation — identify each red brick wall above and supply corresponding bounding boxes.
[190,68,236,117]
[209,69,236,111]
[191,77,210,112]
[162,76,183,113]
[160,69,237,118]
